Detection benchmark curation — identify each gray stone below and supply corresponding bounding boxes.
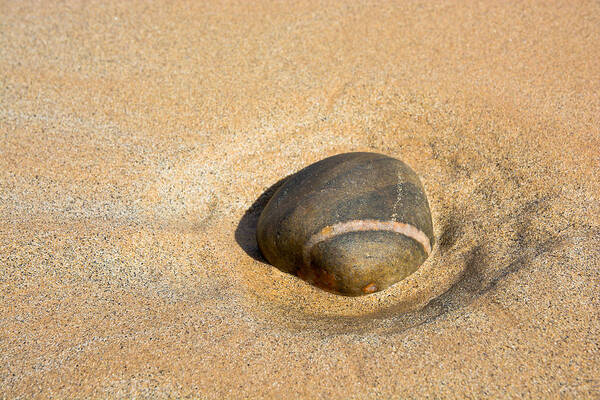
[257,152,434,296]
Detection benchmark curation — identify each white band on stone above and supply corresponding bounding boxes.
[303,219,432,268]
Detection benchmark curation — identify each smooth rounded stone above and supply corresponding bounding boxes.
[256,152,434,296]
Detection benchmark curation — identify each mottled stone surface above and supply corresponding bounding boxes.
[257,152,434,295]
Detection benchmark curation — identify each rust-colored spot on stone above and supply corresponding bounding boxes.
[362,282,378,294]
[320,226,334,236]
[297,264,338,292]
[315,269,338,291]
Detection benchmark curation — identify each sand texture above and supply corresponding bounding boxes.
[1,0,599,398]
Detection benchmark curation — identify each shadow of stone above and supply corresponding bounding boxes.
[235,176,290,263]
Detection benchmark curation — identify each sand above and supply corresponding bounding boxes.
[1,0,599,398]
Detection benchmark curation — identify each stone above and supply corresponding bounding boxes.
[256,152,434,296]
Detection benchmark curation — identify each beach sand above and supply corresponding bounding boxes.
[1,0,599,397]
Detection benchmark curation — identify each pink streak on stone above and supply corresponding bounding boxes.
[303,219,432,267]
